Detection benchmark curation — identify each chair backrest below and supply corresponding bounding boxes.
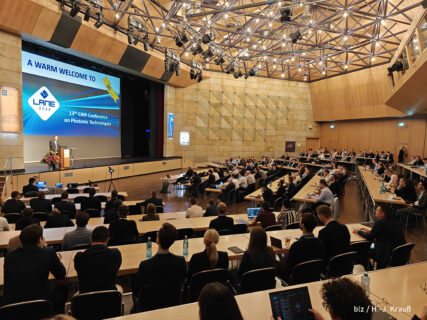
[83,187,91,193]
[32,212,49,221]
[74,196,88,204]
[4,213,22,223]
[66,188,79,194]
[218,229,233,235]
[0,299,52,320]
[330,197,340,219]
[141,231,157,243]
[273,197,283,212]
[350,241,371,270]
[285,222,300,230]
[136,281,182,312]
[117,195,125,201]
[388,243,416,267]
[71,290,122,320]
[61,210,75,220]
[85,208,100,218]
[50,197,61,204]
[240,267,276,294]
[265,224,283,231]
[327,251,356,277]
[190,268,229,301]
[68,243,91,251]
[156,206,164,213]
[178,228,194,240]
[232,223,248,234]
[95,195,108,203]
[128,205,141,215]
[290,259,323,285]
[24,191,38,197]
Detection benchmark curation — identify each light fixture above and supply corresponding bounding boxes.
[233,70,243,78]
[215,56,225,65]
[344,64,348,69]
[343,11,348,18]
[190,60,203,82]
[174,31,189,47]
[191,42,203,55]
[249,68,258,76]
[203,47,214,58]
[322,70,326,75]
[330,124,335,129]
[371,56,376,62]
[70,1,80,17]
[398,122,405,127]
[202,30,215,44]
[290,30,302,43]
[165,49,181,76]
[343,35,348,41]
[281,73,285,78]
[84,7,90,21]
[298,68,302,72]
[280,8,292,22]
[303,75,307,81]
[94,8,104,29]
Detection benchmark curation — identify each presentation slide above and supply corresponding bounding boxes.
[22,51,120,137]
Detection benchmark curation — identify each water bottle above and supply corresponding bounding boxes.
[183,235,188,256]
[270,181,272,188]
[361,272,370,295]
[146,237,152,258]
[379,182,384,194]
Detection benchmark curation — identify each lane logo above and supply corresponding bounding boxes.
[28,86,60,121]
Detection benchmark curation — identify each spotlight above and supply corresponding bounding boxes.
[244,73,249,79]
[174,36,184,47]
[202,30,215,44]
[280,8,292,22]
[198,72,203,82]
[204,47,214,58]
[290,30,302,43]
[165,49,181,76]
[190,60,203,81]
[84,7,90,21]
[233,70,243,78]
[70,1,80,17]
[127,29,134,45]
[94,9,104,29]
[142,34,149,51]
[215,56,225,65]
[174,31,189,47]
[249,68,258,76]
[191,43,203,55]
[190,68,197,80]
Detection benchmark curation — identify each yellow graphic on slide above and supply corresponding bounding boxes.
[103,76,119,103]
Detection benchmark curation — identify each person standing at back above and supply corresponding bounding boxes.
[208,202,234,232]
[74,226,122,293]
[316,205,350,263]
[108,205,139,244]
[133,223,187,312]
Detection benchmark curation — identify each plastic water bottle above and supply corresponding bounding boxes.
[183,235,188,256]
[380,182,385,194]
[146,237,152,258]
[361,272,370,295]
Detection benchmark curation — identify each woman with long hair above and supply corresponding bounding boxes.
[237,227,276,279]
[187,229,229,280]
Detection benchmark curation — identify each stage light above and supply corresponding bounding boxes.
[204,47,214,58]
[202,30,215,44]
[191,43,203,55]
[249,68,257,76]
[142,34,149,51]
[165,49,181,76]
[84,7,90,21]
[330,124,335,128]
[290,30,302,43]
[94,9,104,29]
[190,60,203,81]
[233,70,243,78]
[215,56,225,65]
[127,29,134,44]
[387,61,403,73]
[70,1,80,17]
[198,72,203,82]
[280,8,292,22]
[174,31,189,47]
[244,73,249,79]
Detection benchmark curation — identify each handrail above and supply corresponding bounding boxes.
[2,157,13,197]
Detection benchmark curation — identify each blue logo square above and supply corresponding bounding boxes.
[41,90,48,98]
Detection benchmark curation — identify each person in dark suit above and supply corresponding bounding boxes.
[29,191,51,213]
[316,205,350,263]
[3,224,67,314]
[22,177,38,195]
[81,188,101,212]
[176,167,194,184]
[208,202,234,232]
[137,190,163,212]
[237,227,276,279]
[133,223,187,312]
[190,172,202,197]
[187,229,229,280]
[353,205,406,269]
[15,208,40,231]
[207,169,216,187]
[105,189,119,214]
[328,174,340,197]
[203,199,218,217]
[54,191,77,218]
[74,226,122,293]
[396,180,427,223]
[284,175,297,199]
[44,208,75,228]
[108,204,139,244]
[49,135,60,153]
[261,184,274,207]
[279,212,325,282]
[393,178,417,203]
[274,179,286,200]
[3,191,26,214]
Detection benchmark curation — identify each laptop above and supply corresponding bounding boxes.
[55,183,63,188]
[35,181,47,189]
[270,287,314,320]
[247,207,261,219]
[270,236,283,249]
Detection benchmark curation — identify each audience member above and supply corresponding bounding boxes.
[249,201,276,229]
[261,184,274,207]
[103,199,122,224]
[29,191,51,213]
[186,197,203,218]
[203,199,218,217]
[277,199,299,229]
[15,208,39,231]
[44,208,74,228]
[142,203,160,221]
[0,213,10,231]
[209,202,234,232]
[104,189,119,214]
[393,178,417,203]
[54,191,77,219]
[138,190,163,211]
[23,177,39,195]
[396,180,427,223]
[3,191,26,214]
[108,205,139,244]
[309,179,334,209]
[81,188,101,212]
[62,211,92,251]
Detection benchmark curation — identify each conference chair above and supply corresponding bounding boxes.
[240,267,276,294]
[140,231,157,243]
[189,268,230,302]
[0,299,52,320]
[388,243,416,267]
[71,290,122,320]
[178,228,194,240]
[218,229,233,235]
[61,210,76,220]
[74,196,88,204]
[66,188,79,194]
[24,191,38,198]
[95,195,108,203]
[404,210,426,231]
[288,259,323,285]
[232,223,248,234]
[68,243,91,251]
[128,205,141,215]
[273,197,283,212]
[285,222,300,230]
[134,282,183,312]
[155,206,164,213]
[4,213,22,224]
[350,241,372,271]
[324,251,356,278]
[83,187,91,193]
[32,212,49,221]
[265,224,283,231]
[117,195,125,201]
[85,208,100,218]
[50,197,61,204]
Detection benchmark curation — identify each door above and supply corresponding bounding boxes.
[306,138,320,151]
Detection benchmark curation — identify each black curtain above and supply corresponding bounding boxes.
[121,78,163,158]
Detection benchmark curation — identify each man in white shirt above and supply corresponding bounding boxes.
[213,170,220,181]
[245,171,256,185]
[0,216,10,231]
[309,179,334,206]
[238,172,248,189]
[384,169,398,189]
[185,197,203,218]
[232,166,239,176]
[231,176,240,189]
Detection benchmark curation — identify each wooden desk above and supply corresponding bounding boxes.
[398,163,427,179]
[244,176,290,204]
[161,169,209,183]
[108,262,427,320]
[291,174,323,203]
[19,192,128,203]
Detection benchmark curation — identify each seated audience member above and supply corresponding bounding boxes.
[309,179,334,209]
[309,278,372,320]
[393,178,417,203]
[198,282,243,320]
[275,179,286,200]
[30,191,51,213]
[237,227,276,279]
[249,201,276,229]
[142,203,160,221]
[103,199,122,224]
[23,177,39,195]
[277,199,299,229]
[188,229,229,280]
[384,169,398,189]
[186,197,203,218]
[396,180,427,222]
[376,162,385,176]
[0,214,10,231]
[15,208,40,231]
[279,213,324,282]
[261,184,275,207]
[3,224,67,314]
[54,191,77,219]
[133,223,187,311]
[203,199,218,217]
[219,177,235,203]
[177,166,194,183]
[81,188,101,212]
[316,205,350,263]
[207,169,216,187]
[245,170,256,185]
[108,204,139,244]
[328,174,340,196]
[44,208,75,228]
[209,202,234,232]
[62,211,92,251]
[138,190,163,211]
[3,191,26,214]
[353,205,406,269]
[284,175,297,198]
[104,189,119,213]
[74,226,122,293]
[190,172,202,197]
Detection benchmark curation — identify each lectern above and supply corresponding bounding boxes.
[60,147,70,169]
